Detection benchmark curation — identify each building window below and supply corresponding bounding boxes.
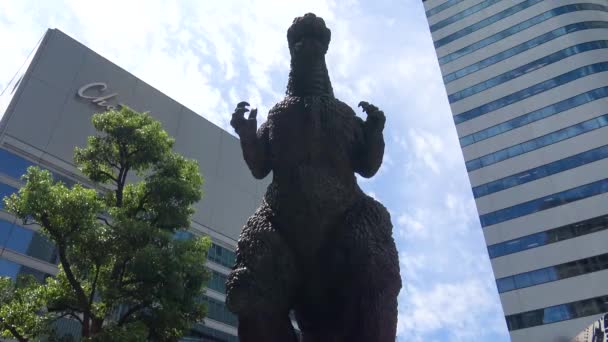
[487,215,608,258]
[439,3,608,64]
[0,218,59,264]
[496,253,608,293]
[425,0,461,18]
[456,62,608,125]
[480,178,608,227]
[0,257,49,282]
[0,182,18,209]
[201,296,238,328]
[444,22,608,84]
[208,270,228,294]
[208,244,236,269]
[449,41,608,103]
[473,145,608,198]
[466,114,608,172]
[0,148,34,180]
[430,0,501,32]
[506,295,608,330]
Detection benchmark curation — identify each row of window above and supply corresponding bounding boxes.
[430,0,501,32]
[208,270,228,294]
[455,61,608,125]
[0,256,49,282]
[506,295,608,331]
[174,229,236,269]
[497,253,608,293]
[444,21,608,84]
[488,214,608,259]
[435,0,543,48]
[202,296,238,327]
[184,323,238,342]
[460,86,608,147]
[0,148,76,187]
[0,218,58,264]
[208,243,237,269]
[449,40,608,103]
[425,0,461,18]
[480,177,608,227]
[439,3,608,65]
[466,113,608,172]
[0,147,34,180]
[0,182,17,209]
[473,145,608,198]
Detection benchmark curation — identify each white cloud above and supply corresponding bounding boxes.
[398,279,507,341]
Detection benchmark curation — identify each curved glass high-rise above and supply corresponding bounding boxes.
[423,1,608,340]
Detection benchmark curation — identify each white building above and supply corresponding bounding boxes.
[423,1,608,341]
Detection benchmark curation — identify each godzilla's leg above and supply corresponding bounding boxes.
[335,195,402,342]
[226,201,299,342]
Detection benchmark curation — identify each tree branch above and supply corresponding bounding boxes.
[89,263,101,308]
[0,317,28,342]
[97,216,114,228]
[99,170,119,183]
[117,302,148,326]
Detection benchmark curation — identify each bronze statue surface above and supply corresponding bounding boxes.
[226,13,401,342]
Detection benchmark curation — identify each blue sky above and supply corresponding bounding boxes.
[0,1,511,340]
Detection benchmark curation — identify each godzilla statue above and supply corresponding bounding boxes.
[226,13,401,342]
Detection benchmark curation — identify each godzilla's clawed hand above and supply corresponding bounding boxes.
[231,101,258,138]
[358,101,386,129]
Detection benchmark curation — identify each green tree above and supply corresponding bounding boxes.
[1,106,210,341]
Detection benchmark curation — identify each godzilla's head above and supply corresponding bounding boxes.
[287,13,331,61]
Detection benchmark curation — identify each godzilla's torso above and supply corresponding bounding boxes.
[263,95,365,252]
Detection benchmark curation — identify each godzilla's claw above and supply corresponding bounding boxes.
[235,107,250,116]
[249,108,258,120]
[358,101,379,114]
[231,101,258,136]
[237,101,251,109]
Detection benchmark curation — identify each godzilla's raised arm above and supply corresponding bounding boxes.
[239,122,271,179]
[353,101,386,178]
[231,103,272,179]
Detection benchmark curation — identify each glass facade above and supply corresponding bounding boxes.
[496,253,608,293]
[0,218,58,264]
[449,41,608,103]
[0,182,17,209]
[439,4,608,65]
[0,147,34,179]
[425,0,461,17]
[208,243,236,269]
[0,257,49,282]
[480,178,608,227]
[456,62,608,125]
[202,296,238,327]
[473,145,608,198]
[444,21,608,84]
[466,114,608,172]
[488,215,608,259]
[430,0,501,32]
[184,324,239,342]
[208,270,228,294]
[460,87,608,147]
[506,294,608,330]
[435,0,543,48]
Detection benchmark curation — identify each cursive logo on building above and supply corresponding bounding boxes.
[77,82,119,110]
